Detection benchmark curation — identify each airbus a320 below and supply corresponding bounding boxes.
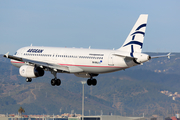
[4,14,171,86]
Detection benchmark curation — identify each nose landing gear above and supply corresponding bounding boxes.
[26,78,32,82]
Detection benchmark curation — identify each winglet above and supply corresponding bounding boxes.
[3,52,9,58]
[167,53,171,59]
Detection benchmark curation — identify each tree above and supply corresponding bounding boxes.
[18,106,25,118]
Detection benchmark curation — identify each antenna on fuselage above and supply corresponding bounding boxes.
[30,44,33,46]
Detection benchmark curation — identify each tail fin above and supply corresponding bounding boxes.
[118,14,148,54]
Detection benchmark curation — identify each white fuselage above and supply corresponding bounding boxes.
[11,46,137,75]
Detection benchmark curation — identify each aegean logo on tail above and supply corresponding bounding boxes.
[123,23,146,48]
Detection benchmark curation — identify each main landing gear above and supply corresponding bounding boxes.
[51,70,61,86]
[25,77,61,86]
[87,76,97,86]
[51,78,61,86]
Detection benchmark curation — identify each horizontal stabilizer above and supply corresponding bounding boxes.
[151,53,174,59]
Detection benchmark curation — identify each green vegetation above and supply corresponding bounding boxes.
[0,96,16,106]
[18,106,25,117]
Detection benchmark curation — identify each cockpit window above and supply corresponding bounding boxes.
[14,52,17,55]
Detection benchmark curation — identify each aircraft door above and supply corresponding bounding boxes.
[108,53,114,66]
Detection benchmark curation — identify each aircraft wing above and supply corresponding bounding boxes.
[3,52,83,73]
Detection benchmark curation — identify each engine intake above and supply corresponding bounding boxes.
[19,65,44,78]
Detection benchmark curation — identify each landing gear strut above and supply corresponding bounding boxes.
[51,70,61,86]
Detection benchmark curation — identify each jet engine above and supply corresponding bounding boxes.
[19,65,44,78]
[133,53,151,64]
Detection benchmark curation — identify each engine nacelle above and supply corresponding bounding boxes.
[19,65,44,78]
[133,53,151,64]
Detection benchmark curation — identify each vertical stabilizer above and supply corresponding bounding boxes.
[118,14,148,54]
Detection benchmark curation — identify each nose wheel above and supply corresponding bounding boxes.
[26,78,32,82]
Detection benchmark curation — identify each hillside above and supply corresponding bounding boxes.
[0,53,180,117]
[131,52,180,75]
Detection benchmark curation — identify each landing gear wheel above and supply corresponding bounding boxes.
[56,79,61,86]
[50,70,61,86]
[87,79,91,86]
[26,78,32,82]
[92,79,97,86]
[26,78,28,82]
[51,79,56,86]
[51,79,61,86]
[87,78,97,86]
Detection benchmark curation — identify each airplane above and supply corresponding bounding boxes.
[3,14,171,86]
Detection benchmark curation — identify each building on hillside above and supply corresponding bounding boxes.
[172,116,177,120]
[0,116,68,120]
